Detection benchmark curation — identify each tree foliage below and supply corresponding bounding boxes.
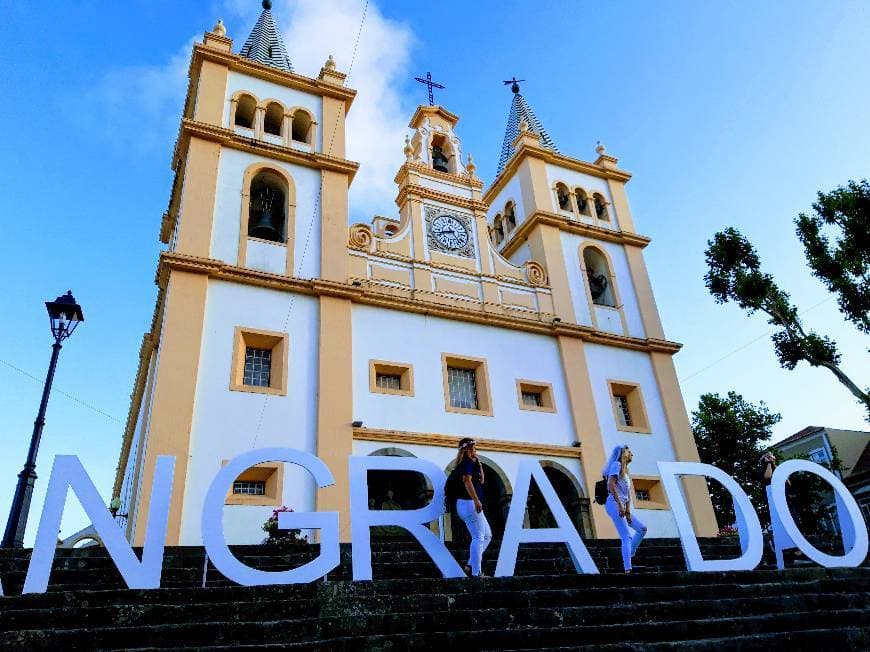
[783,446,845,539]
[704,180,870,419]
[692,391,781,528]
[796,180,870,334]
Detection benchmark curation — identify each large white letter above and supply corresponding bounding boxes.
[202,448,339,586]
[495,461,598,576]
[349,455,464,580]
[658,461,763,572]
[769,459,868,568]
[23,455,175,594]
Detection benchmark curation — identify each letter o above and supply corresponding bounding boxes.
[770,459,868,568]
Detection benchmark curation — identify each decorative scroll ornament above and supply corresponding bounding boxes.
[348,224,373,251]
[524,261,548,287]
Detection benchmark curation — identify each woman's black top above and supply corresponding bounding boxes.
[460,458,485,502]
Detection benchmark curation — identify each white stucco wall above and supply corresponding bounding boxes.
[486,175,524,227]
[210,148,322,279]
[582,343,677,477]
[352,304,576,446]
[561,232,646,338]
[224,71,324,152]
[178,281,320,544]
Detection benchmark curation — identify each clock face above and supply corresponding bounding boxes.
[431,214,469,250]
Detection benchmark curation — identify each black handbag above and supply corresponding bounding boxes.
[594,476,608,505]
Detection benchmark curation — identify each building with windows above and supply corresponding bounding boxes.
[772,425,870,526]
[113,3,718,546]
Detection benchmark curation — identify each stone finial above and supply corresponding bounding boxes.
[403,135,413,161]
[325,54,337,71]
[212,19,227,36]
[519,118,530,133]
[596,140,606,156]
[466,153,476,178]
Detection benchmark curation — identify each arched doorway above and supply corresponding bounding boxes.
[367,448,431,539]
[445,455,512,543]
[527,462,592,539]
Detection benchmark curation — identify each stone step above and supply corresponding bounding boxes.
[3,574,864,633]
[6,601,869,649]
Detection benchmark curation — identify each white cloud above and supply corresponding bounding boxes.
[88,38,195,153]
[226,0,415,220]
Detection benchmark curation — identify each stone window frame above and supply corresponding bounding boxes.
[369,359,414,397]
[515,379,556,413]
[230,326,289,396]
[441,353,493,417]
[607,379,651,434]
[224,461,284,507]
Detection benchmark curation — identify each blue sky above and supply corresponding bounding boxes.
[0,1,868,543]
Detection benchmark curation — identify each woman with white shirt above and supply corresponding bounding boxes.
[603,444,648,573]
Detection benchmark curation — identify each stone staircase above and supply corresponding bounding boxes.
[1,538,868,650]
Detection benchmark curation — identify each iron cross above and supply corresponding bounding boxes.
[414,72,445,105]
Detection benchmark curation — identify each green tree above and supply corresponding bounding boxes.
[704,180,870,420]
[692,392,782,528]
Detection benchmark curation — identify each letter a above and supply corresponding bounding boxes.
[495,460,598,576]
[23,455,175,594]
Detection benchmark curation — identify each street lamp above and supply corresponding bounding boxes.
[2,291,84,548]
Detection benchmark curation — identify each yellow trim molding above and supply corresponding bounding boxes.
[230,326,289,396]
[353,427,582,459]
[369,360,414,397]
[516,379,556,413]
[158,252,684,355]
[441,353,494,417]
[500,210,651,260]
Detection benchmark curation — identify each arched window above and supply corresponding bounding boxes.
[583,247,616,307]
[493,216,505,244]
[555,183,572,212]
[291,110,313,143]
[263,102,283,136]
[235,94,256,129]
[593,193,609,220]
[575,188,591,216]
[504,201,517,232]
[248,170,287,243]
[384,224,397,237]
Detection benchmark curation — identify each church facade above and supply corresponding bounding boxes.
[114,3,717,546]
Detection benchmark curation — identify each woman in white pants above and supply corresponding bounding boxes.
[455,438,492,577]
[604,445,647,573]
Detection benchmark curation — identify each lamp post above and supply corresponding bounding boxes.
[2,291,84,549]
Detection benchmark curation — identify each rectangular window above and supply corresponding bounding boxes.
[808,448,830,465]
[614,395,632,427]
[230,327,288,396]
[233,480,266,496]
[448,366,478,410]
[369,360,414,396]
[516,380,556,413]
[442,354,492,416]
[635,488,650,502]
[608,380,651,433]
[243,347,272,387]
[224,462,283,506]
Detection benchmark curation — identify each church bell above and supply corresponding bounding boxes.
[248,184,284,242]
[431,146,449,173]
